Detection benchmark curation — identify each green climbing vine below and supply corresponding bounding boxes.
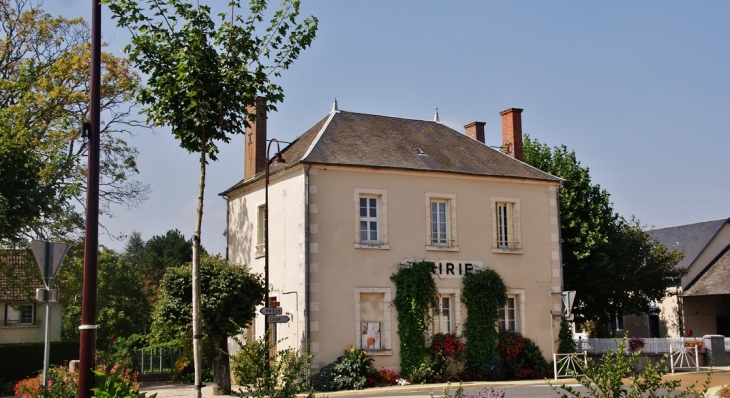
[461,268,506,379]
[390,260,439,377]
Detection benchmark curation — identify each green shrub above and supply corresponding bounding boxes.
[14,365,78,398]
[497,331,550,379]
[558,319,576,354]
[409,361,435,384]
[310,361,338,392]
[230,333,312,398]
[390,261,439,376]
[331,346,374,390]
[91,365,155,398]
[550,336,712,397]
[462,268,506,379]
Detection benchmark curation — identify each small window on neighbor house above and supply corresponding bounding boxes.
[359,196,379,243]
[433,295,453,334]
[256,205,265,255]
[431,200,450,246]
[4,303,35,326]
[499,297,518,332]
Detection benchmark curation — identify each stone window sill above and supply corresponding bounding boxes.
[426,245,459,252]
[354,243,390,250]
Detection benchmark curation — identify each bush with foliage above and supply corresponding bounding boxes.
[390,261,439,376]
[14,365,78,398]
[461,268,506,379]
[718,384,730,398]
[367,369,399,387]
[230,333,312,398]
[331,346,374,390]
[309,346,374,392]
[497,331,551,380]
[91,365,155,398]
[550,336,712,397]
[430,333,466,381]
[558,319,576,354]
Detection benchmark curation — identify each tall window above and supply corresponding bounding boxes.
[4,303,35,326]
[433,295,453,334]
[256,205,265,255]
[499,297,518,332]
[431,200,449,246]
[496,202,513,249]
[492,198,521,253]
[359,196,379,243]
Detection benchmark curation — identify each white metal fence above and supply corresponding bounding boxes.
[574,337,730,354]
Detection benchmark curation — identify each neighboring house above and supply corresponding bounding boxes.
[625,219,730,338]
[222,102,564,371]
[0,249,62,344]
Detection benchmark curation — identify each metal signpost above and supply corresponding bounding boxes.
[31,240,69,394]
[267,315,290,323]
[260,307,283,316]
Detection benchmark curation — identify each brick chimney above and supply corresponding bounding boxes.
[500,108,523,161]
[464,121,486,143]
[244,98,267,179]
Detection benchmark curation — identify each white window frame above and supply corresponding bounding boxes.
[426,193,458,251]
[354,288,392,355]
[4,303,36,326]
[255,203,265,258]
[498,289,525,333]
[430,288,461,336]
[354,189,389,249]
[491,197,522,253]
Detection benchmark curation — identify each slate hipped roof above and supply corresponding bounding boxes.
[222,110,561,194]
[648,219,729,270]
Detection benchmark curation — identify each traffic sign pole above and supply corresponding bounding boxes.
[31,240,68,395]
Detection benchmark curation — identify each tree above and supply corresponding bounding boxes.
[139,229,195,289]
[104,0,317,393]
[523,136,685,336]
[0,0,150,243]
[57,247,150,349]
[151,256,266,394]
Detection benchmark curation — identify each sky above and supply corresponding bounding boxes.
[43,1,730,257]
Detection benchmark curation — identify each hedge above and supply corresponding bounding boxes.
[0,340,79,382]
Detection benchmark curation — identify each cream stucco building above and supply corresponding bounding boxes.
[222,103,564,371]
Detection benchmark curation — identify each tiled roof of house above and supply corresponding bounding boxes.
[0,249,43,301]
[684,244,730,296]
[647,219,729,270]
[223,110,561,194]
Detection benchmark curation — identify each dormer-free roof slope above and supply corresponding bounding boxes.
[648,219,729,270]
[223,110,560,194]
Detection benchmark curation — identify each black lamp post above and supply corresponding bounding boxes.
[264,138,285,360]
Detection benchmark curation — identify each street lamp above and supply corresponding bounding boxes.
[265,138,285,360]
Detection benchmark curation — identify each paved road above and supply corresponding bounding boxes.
[140,368,730,397]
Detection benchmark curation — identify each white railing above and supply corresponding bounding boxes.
[553,352,588,380]
[574,337,720,354]
[670,346,699,373]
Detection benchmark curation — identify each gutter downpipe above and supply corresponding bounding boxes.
[224,195,229,261]
[304,164,312,372]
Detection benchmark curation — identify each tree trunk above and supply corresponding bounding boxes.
[192,144,206,398]
[211,336,232,395]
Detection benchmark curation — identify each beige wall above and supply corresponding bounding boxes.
[0,301,62,344]
[684,295,730,337]
[227,166,308,352]
[227,164,562,371]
